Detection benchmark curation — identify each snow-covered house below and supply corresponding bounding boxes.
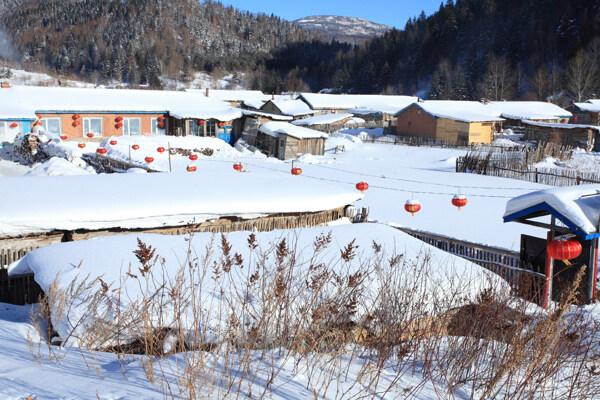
[0,83,36,143]
[522,120,600,150]
[193,88,271,108]
[566,100,600,125]
[297,93,419,118]
[0,86,243,145]
[394,101,504,144]
[291,113,354,133]
[258,122,327,160]
[485,101,571,126]
[260,98,315,119]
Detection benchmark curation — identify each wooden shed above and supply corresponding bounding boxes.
[522,120,600,151]
[258,121,327,160]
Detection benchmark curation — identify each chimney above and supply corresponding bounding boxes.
[1,82,11,88]
[272,93,275,100]
[205,88,209,97]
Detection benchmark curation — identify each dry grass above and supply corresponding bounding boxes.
[28,233,600,399]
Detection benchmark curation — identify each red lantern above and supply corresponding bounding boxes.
[405,200,421,216]
[233,163,243,172]
[132,144,140,150]
[189,154,198,161]
[198,120,205,125]
[116,122,123,128]
[86,133,95,138]
[158,122,165,128]
[60,135,68,140]
[451,195,467,210]
[72,114,81,120]
[218,122,226,127]
[291,167,302,176]
[78,143,85,149]
[110,140,117,145]
[548,239,582,265]
[355,181,369,194]
[96,147,107,155]
[73,120,81,127]
[115,116,123,122]
[145,156,154,163]
[157,147,165,153]
[9,122,18,128]
[187,164,197,172]
[158,116,165,121]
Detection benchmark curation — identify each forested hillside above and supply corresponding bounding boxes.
[271,0,600,102]
[1,0,600,103]
[0,0,312,88]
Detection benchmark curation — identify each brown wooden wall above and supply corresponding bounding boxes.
[396,104,436,137]
[36,113,166,139]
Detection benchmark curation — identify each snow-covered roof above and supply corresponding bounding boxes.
[0,170,358,237]
[259,122,328,139]
[0,86,242,121]
[191,89,270,103]
[298,93,419,113]
[503,185,600,239]
[522,120,600,131]
[292,113,354,126]
[395,101,505,123]
[573,100,600,113]
[241,109,293,121]
[486,101,571,121]
[243,99,267,109]
[264,99,314,117]
[0,87,37,120]
[395,100,570,123]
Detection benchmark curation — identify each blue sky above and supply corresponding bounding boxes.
[218,0,442,28]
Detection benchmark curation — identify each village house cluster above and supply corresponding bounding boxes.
[0,83,598,159]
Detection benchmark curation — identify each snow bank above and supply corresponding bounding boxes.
[0,169,361,237]
[24,157,94,176]
[10,223,505,343]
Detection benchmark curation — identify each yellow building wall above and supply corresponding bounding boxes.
[435,118,459,142]
[467,122,494,144]
[435,119,494,144]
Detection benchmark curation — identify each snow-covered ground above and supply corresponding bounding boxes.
[2,130,587,399]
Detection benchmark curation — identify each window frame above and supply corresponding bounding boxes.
[41,118,61,135]
[123,118,142,136]
[82,117,103,137]
[151,118,167,135]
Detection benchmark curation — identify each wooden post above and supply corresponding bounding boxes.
[168,142,172,172]
[594,238,599,300]
[586,237,598,301]
[129,145,131,166]
[543,218,555,310]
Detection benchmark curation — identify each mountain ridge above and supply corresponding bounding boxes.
[294,15,391,44]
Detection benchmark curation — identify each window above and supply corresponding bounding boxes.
[206,120,217,137]
[41,118,61,134]
[83,118,103,137]
[0,121,22,142]
[151,118,166,135]
[123,118,141,136]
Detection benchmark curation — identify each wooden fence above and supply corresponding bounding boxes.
[453,142,599,186]
[456,159,600,186]
[396,226,545,297]
[0,269,43,305]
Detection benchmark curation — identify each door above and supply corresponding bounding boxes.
[218,126,234,145]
